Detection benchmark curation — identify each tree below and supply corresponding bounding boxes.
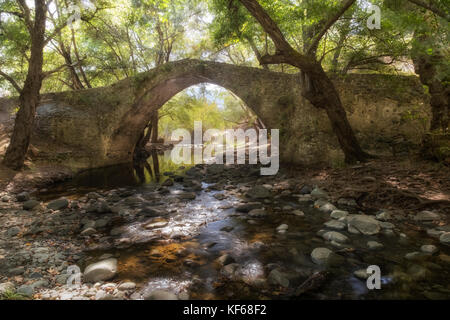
[0,0,98,170]
[384,0,449,131]
[407,1,449,131]
[212,0,369,163]
[1,0,48,170]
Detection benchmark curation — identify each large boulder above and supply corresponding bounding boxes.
[83,258,118,283]
[347,215,381,235]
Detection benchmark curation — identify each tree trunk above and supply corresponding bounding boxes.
[3,0,47,170]
[302,63,368,163]
[412,45,449,131]
[151,112,159,143]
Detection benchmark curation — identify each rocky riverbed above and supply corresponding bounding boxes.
[0,163,449,300]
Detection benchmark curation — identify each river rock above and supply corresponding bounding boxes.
[144,220,169,229]
[318,203,337,214]
[8,266,25,276]
[220,263,239,278]
[427,229,444,238]
[323,231,349,243]
[236,202,261,213]
[347,215,381,235]
[421,245,438,254]
[177,192,196,200]
[337,198,357,206]
[246,186,271,199]
[330,210,348,220]
[268,269,289,288]
[376,210,392,221]
[162,179,174,187]
[311,187,328,199]
[248,209,267,217]
[47,198,69,211]
[407,264,430,280]
[276,224,289,233]
[118,282,136,291]
[380,222,395,229]
[354,269,370,280]
[324,220,346,230]
[311,247,340,265]
[214,193,227,200]
[405,251,426,261]
[80,228,97,236]
[216,254,235,266]
[440,232,450,245]
[95,218,110,228]
[291,210,305,217]
[139,207,167,217]
[83,258,118,282]
[367,241,384,250]
[17,285,33,297]
[299,185,312,194]
[6,226,21,237]
[0,282,15,295]
[23,200,40,210]
[144,289,178,300]
[16,192,30,202]
[413,211,441,222]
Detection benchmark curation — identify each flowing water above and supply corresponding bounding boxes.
[36,151,450,300]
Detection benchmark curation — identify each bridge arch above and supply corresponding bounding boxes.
[106,59,301,164]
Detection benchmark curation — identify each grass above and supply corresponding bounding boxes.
[0,289,30,300]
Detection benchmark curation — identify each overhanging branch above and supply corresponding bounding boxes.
[307,0,356,57]
[0,69,22,93]
[259,52,289,65]
[408,0,450,21]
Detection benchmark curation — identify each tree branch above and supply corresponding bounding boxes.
[0,69,22,93]
[42,62,80,79]
[237,0,316,73]
[246,36,269,69]
[16,0,33,32]
[307,0,356,56]
[408,0,450,21]
[259,52,289,65]
[0,10,24,19]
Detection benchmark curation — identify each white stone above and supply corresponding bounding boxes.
[83,258,118,283]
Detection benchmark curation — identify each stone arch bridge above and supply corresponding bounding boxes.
[2,59,428,172]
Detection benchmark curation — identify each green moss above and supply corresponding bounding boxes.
[132,72,152,89]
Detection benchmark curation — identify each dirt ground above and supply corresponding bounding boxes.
[288,156,450,217]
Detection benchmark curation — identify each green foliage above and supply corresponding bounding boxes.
[0,289,29,301]
[158,85,254,139]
